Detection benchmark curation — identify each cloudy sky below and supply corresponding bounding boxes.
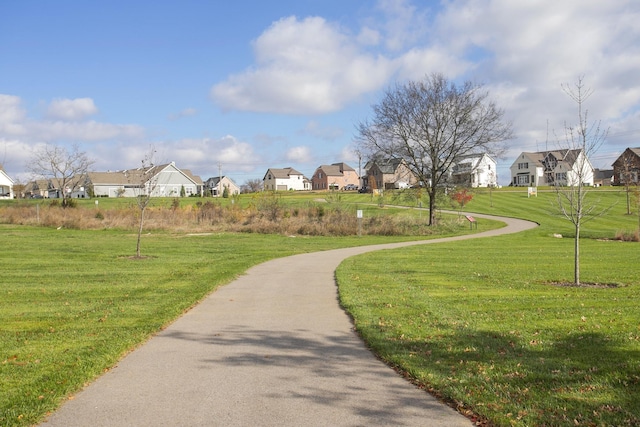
[1,0,639,186]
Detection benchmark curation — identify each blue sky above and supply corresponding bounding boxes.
[1,0,639,186]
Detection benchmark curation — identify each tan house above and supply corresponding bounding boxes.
[204,176,240,197]
[364,158,417,191]
[311,162,359,190]
[612,147,640,186]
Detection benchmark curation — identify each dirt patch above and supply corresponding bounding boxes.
[547,281,620,288]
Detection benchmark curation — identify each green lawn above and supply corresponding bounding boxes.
[2,188,638,426]
[337,188,640,426]
[0,206,485,427]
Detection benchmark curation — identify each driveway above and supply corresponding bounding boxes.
[41,213,536,426]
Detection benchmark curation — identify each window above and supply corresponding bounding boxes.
[516,175,529,185]
[518,162,529,170]
[556,172,567,181]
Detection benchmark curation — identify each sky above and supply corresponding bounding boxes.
[1,0,639,186]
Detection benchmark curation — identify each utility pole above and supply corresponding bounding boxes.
[218,162,222,197]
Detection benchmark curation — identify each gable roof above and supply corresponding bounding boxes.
[370,158,406,174]
[514,149,583,169]
[88,162,198,186]
[264,167,304,180]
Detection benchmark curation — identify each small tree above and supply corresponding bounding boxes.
[616,149,638,215]
[450,187,474,217]
[128,149,161,258]
[28,143,94,207]
[553,77,610,285]
[241,179,262,193]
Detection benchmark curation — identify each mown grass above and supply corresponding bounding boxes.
[0,197,495,427]
[337,188,640,426]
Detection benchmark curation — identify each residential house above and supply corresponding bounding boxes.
[24,179,50,198]
[204,176,240,197]
[593,169,614,187]
[311,162,359,190]
[263,167,310,191]
[612,147,640,186]
[510,149,594,187]
[364,157,417,191]
[0,167,14,199]
[450,153,497,188]
[87,162,202,197]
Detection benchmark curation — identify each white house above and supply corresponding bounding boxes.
[204,176,240,197]
[88,162,202,197]
[263,167,310,191]
[0,167,14,199]
[450,153,497,187]
[510,149,594,187]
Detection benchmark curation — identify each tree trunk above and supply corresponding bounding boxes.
[574,222,580,286]
[136,207,145,257]
[428,187,436,226]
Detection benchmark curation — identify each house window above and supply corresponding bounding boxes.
[556,172,567,181]
[516,174,529,185]
[518,162,528,169]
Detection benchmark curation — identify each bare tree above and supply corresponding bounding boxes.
[28,143,94,207]
[127,149,161,258]
[553,76,610,285]
[241,178,263,193]
[615,149,639,215]
[357,73,513,225]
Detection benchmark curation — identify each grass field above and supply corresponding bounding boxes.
[0,196,490,427]
[1,188,638,426]
[337,188,640,426]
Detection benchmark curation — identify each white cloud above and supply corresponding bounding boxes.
[46,98,98,121]
[286,146,313,163]
[0,95,27,135]
[211,16,393,114]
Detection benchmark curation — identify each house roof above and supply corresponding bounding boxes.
[612,147,640,167]
[0,168,14,185]
[264,167,304,180]
[514,149,583,168]
[88,162,198,186]
[204,176,238,187]
[316,164,345,176]
[371,158,405,174]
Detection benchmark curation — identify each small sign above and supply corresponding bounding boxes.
[357,209,363,219]
[528,187,537,197]
[466,215,477,229]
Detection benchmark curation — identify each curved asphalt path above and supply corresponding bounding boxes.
[41,213,537,427]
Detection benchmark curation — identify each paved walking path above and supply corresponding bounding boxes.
[41,213,537,426]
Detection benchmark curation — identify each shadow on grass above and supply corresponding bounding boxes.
[356,324,640,426]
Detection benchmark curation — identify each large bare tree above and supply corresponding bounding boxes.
[553,76,609,285]
[357,73,513,225]
[29,143,94,207]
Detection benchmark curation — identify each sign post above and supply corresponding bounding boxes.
[465,215,477,230]
[357,209,363,237]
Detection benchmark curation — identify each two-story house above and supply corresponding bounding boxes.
[450,153,497,188]
[311,163,359,190]
[510,149,594,187]
[263,167,310,191]
[364,157,417,191]
[204,176,240,197]
[0,167,14,199]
